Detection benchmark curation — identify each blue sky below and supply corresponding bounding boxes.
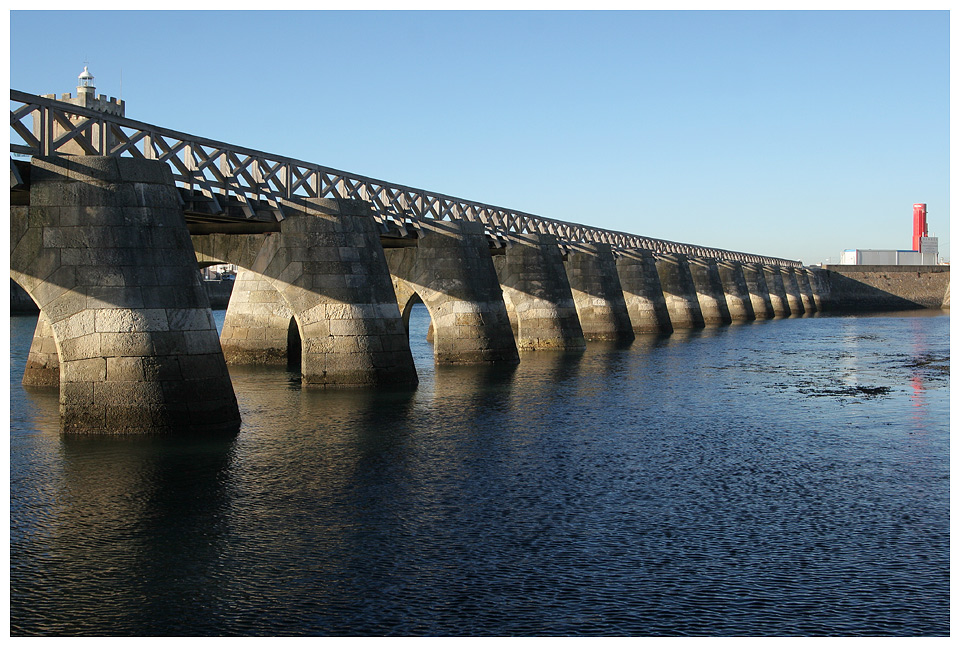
[8,10,950,264]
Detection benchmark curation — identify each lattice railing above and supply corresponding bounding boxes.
[10,89,800,267]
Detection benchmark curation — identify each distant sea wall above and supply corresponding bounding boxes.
[11,279,235,312]
[813,265,950,311]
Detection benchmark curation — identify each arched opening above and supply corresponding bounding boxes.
[400,291,424,333]
[398,291,435,371]
[287,316,302,371]
[400,292,434,344]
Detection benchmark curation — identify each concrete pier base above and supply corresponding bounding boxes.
[716,261,756,322]
[654,253,705,329]
[689,258,732,325]
[780,267,805,315]
[493,232,585,351]
[22,312,60,387]
[741,263,774,320]
[616,249,673,334]
[11,156,240,434]
[386,220,519,364]
[564,242,634,342]
[763,265,791,317]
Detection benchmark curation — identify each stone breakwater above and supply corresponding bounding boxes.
[814,265,950,311]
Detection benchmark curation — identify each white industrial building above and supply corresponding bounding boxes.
[840,243,939,266]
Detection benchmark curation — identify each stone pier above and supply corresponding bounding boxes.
[10,156,240,434]
[794,268,818,313]
[801,268,823,311]
[688,258,732,326]
[780,267,805,315]
[492,232,585,351]
[762,265,791,317]
[716,260,755,322]
[741,263,774,320]
[616,248,673,334]
[564,242,635,342]
[192,198,418,386]
[654,253,705,329]
[385,220,519,364]
[22,312,60,387]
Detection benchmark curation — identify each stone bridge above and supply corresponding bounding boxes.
[10,89,820,434]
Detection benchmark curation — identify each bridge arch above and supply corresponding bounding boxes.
[397,291,433,338]
[383,220,518,365]
[191,197,418,387]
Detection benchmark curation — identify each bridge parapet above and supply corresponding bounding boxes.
[11,90,800,267]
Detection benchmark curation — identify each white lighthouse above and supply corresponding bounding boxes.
[41,66,125,117]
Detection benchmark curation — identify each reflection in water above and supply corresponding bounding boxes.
[9,308,950,636]
[52,435,237,630]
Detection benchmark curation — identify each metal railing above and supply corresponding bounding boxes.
[10,89,800,267]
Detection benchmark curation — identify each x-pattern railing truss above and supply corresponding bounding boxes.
[10,90,800,267]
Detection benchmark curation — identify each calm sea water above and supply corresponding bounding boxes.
[9,306,950,636]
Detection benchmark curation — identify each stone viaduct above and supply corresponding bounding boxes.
[10,88,819,434]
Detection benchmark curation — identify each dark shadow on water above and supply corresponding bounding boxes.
[433,361,520,396]
[18,432,240,636]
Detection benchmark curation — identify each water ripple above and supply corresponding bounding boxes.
[9,309,950,636]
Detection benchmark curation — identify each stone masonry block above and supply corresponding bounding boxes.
[42,266,78,298]
[182,330,224,355]
[86,286,145,311]
[94,380,166,407]
[117,157,177,185]
[106,356,146,381]
[328,319,362,336]
[57,332,102,361]
[56,205,92,227]
[121,265,160,287]
[10,221,41,264]
[150,331,186,356]
[177,354,228,380]
[95,308,169,334]
[274,261,303,286]
[60,381,95,406]
[302,336,336,355]
[27,205,60,228]
[60,309,96,340]
[62,357,106,382]
[61,406,107,433]
[166,308,215,332]
[301,320,331,338]
[10,205,30,255]
[339,247,361,262]
[42,290,86,323]
[141,356,184,381]
[99,331,154,357]
[76,265,125,287]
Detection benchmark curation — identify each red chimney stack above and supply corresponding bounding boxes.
[912,203,928,252]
